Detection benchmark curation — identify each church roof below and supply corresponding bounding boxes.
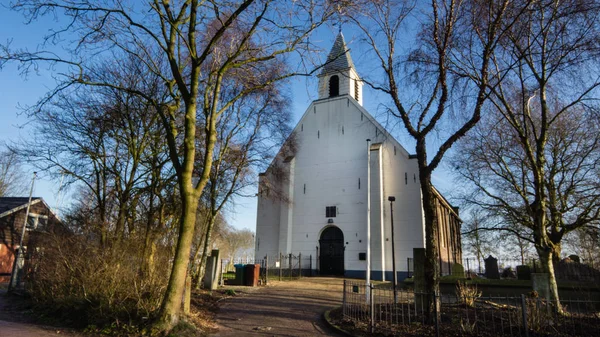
[320,32,355,75]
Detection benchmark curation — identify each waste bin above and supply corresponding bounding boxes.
[245,264,261,287]
[234,264,246,285]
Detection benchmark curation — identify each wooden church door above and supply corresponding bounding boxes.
[319,226,344,276]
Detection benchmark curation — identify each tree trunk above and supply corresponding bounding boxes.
[156,192,199,328]
[537,246,563,313]
[416,139,440,324]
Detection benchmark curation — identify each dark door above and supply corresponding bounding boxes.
[319,226,344,276]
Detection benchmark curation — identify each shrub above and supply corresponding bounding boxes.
[25,232,172,330]
[455,281,481,307]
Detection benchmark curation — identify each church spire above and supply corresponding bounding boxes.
[317,32,363,106]
[320,32,355,76]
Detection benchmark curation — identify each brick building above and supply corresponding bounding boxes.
[0,197,61,283]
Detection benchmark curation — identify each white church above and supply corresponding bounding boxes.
[254,33,462,280]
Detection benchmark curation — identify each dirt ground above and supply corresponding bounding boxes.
[210,277,347,337]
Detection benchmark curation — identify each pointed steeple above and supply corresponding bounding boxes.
[320,32,355,76]
[317,32,363,106]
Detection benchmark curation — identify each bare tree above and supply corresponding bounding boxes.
[10,56,166,246]
[454,105,600,311]
[563,226,600,268]
[342,0,520,320]
[214,224,255,262]
[0,149,26,197]
[453,0,600,312]
[461,210,497,272]
[2,0,334,329]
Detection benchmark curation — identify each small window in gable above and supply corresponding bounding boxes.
[326,206,337,218]
[329,75,339,97]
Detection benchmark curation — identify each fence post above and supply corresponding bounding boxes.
[521,294,529,337]
[299,252,302,278]
[369,283,375,334]
[466,258,470,277]
[434,291,440,337]
[407,258,410,277]
[265,255,269,286]
[342,280,347,317]
[279,252,282,281]
[310,254,312,277]
[289,253,292,279]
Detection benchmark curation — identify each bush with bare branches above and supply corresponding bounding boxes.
[25,232,172,329]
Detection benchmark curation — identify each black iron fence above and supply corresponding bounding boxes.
[220,253,315,285]
[342,280,600,336]
[406,257,600,283]
[263,253,314,281]
[462,257,600,283]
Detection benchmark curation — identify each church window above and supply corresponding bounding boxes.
[301,124,303,132]
[355,79,360,101]
[326,206,337,218]
[329,75,339,97]
[318,130,320,139]
[342,126,344,135]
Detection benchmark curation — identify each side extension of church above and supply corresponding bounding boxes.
[254,33,461,280]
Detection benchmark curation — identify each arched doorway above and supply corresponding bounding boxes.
[319,226,344,276]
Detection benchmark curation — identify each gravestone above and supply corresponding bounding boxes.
[532,273,550,299]
[413,248,427,310]
[203,249,221,290]
[452,263,465,278]
[517,265,531,280]
[484,255,500,279]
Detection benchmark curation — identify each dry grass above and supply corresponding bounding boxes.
[456,281,482,307]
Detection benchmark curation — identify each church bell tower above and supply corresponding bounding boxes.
[317,32,363,106]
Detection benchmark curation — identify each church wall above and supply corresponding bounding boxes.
[255,174,282,258]
[265,95,426,279]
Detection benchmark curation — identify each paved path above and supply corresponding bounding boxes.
[0,288,78,337]
[210,277,346,337]
[0,320,70,337]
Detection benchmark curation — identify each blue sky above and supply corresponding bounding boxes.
[0,7,454,231]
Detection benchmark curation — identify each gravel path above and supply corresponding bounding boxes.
[210,277,347,337]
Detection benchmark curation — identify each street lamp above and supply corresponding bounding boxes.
[388,196,398,303]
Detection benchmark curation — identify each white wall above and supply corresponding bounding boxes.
[256,95,425,277]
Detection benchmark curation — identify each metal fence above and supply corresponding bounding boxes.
[263,253,314,281]
[462,257,600,283]
[342,280,600,336]
[406,257,600,283]
[220,253,315,285]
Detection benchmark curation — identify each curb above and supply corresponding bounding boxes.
[323,307,355,337]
